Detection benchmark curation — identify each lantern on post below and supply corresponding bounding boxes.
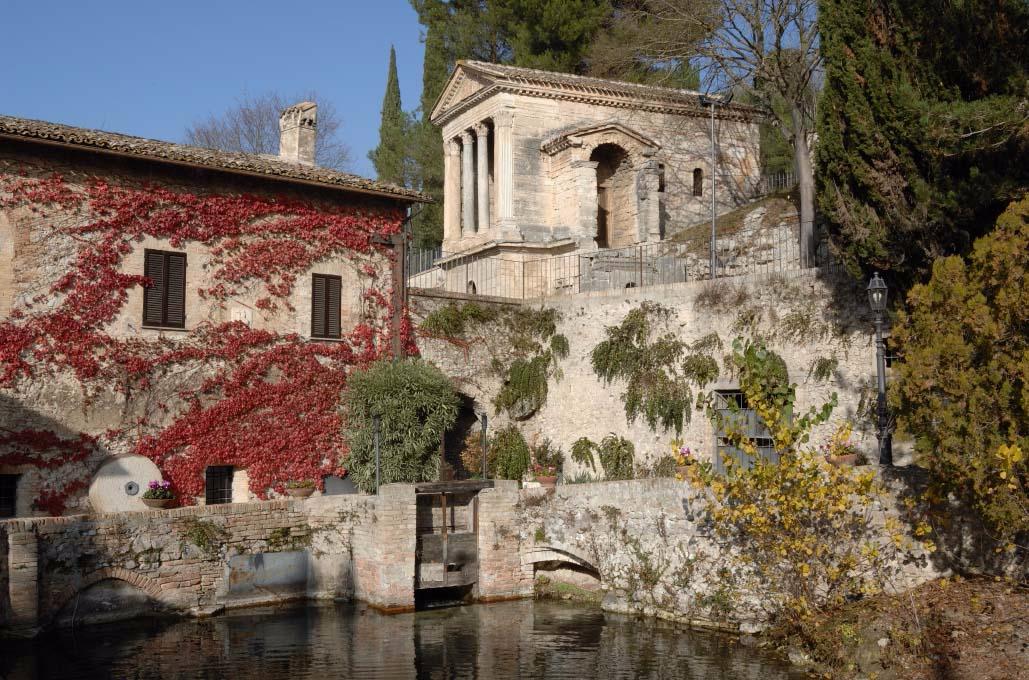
[866,272,892,466]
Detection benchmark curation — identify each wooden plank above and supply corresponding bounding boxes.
[414,480,495,494]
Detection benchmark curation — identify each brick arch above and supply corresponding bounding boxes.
[522,545,600,577]
[47,567,185,623]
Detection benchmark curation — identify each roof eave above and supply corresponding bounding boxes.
[0,132,432,204]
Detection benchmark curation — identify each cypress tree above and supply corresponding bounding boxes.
[817,0,1029,290]
[369,46,410,187]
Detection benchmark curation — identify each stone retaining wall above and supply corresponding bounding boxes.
[0,486,422,636]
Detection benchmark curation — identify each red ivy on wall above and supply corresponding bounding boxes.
[0,166,410,510]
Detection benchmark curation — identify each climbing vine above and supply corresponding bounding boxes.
[590,302,721,434]
[0,165,409,509]
[418,302,568,420]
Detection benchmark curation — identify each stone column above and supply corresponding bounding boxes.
[475,123,490,235]
[493,109,517,239]
[571,159,601,248]
[443,139,462,246]
[460,131,476,235]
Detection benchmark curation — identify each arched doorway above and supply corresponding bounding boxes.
[591,144,633,249]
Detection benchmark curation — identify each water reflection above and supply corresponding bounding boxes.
[0,601,805,679]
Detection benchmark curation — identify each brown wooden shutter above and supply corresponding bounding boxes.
[311,274,327,338]
[165,253,186,328]
[326,275,342,338]
[143,250,166,326]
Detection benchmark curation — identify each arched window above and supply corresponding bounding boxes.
[693,168,704,197]
[466,280,477,295]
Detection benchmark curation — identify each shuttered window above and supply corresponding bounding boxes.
[205,466,234,505]
[311,274,342,339]
[143,250,187,329]
[0,474,18,518]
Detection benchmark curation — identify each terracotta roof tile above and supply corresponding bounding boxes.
[0,114,429,203]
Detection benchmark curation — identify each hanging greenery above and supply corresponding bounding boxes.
[590,302,720,434]
[342,358,459,492]
[418,302,568,420]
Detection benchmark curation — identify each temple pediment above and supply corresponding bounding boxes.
[430,60,762,126]
[430,68,496,123]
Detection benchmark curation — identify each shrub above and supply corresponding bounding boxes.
[419,302,500,337]
[571,437,597,472]
[489,425,531,481]
[893,196,1028,540]
[531,437,563,477]
[342,359,459,492]
[598,434,635,480]
[691,336,908,621]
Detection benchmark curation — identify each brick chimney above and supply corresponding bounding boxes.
[278,102,317,165]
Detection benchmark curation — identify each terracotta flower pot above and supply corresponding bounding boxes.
[141,498,172,509]
[824,453,859,467]
[286,486,315,498]
[535,475,557,490]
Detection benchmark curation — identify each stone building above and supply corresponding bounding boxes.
[0,106,426,518]
[426,61,762,296]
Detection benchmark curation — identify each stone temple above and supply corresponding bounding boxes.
[429,61,764,291]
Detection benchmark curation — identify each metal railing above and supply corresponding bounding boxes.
[408,216,839,301]
[755,170,797,196]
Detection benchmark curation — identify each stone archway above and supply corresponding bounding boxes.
[541,121,661,249]
[47,567,189,627]
[591,144,634,249]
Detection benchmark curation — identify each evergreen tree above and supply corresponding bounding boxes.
[817,0,1029,289]
[368,46,411,187]
[409,0,451,248]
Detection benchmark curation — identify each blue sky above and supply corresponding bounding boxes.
[0,1,427,178]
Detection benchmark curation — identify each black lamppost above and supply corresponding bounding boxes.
[867,272,893,466]
[479,413,489,479]
[372,413,382,493]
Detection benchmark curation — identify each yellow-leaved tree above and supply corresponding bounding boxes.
[692,338,920,621]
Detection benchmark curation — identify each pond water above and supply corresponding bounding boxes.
[1,600,806,679]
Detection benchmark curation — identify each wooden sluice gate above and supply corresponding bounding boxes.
[414,480,492,592]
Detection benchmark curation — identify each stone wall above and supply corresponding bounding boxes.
[0,143,394,517]
[0,485,424,636]
[514,475,946,630]
[414,267,890,475]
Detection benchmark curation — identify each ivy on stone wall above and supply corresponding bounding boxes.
[590,302,720,435]
[418,302,568,420]
[0,167,411,509]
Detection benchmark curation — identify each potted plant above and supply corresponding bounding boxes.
[531,438,563,490]
[141,480,174,509]
[286,479,316,498]
[673,441,695,477]
[822,423,866,467]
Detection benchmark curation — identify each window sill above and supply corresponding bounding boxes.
[141,326,189,333]
[309,336,346,343]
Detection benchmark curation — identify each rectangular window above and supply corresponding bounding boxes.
[0,474,18,518]
[713,390,779,473]
[311,273,342,339]
[143,249,187,329]
[205,466,234,505]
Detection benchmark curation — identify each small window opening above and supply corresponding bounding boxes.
[466,280,477,295]
[692,168,704,197]
[0,474,18,518]
[205,466,234,505]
